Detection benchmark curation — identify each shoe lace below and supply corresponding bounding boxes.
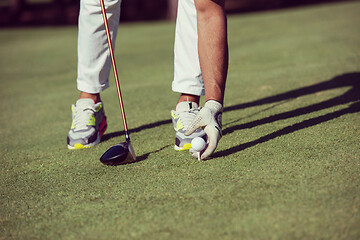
[73,106,95,130]
[177,107,200,130]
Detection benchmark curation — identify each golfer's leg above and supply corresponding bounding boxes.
[173,0,203,104]
[77,0,121,102]
[194,0,228,104]
[183,0,228,159]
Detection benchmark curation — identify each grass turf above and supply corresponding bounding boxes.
[1,1,360,239]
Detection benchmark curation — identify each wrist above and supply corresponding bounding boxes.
[204,100,223,112]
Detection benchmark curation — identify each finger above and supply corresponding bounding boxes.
[201,142,217,160]
[200,126,219,159]
[184,108,211,136]
[184,115,201,136]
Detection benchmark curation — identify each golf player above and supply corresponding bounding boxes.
[67,0,228,160]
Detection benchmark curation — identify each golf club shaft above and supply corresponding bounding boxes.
[100,0,130,140]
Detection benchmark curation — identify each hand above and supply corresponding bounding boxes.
[185,100,223,160]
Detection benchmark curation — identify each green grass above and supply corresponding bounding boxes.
[1,1,360,239]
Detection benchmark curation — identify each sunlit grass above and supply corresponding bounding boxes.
[0,1,359,239]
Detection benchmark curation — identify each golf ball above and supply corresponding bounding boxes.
[191,137,206,152]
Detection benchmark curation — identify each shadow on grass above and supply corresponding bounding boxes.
[214,101,360,158]
[102,119,171,142]
[214,72,360,158]
[102,72,360,159]
[123,144,172,164]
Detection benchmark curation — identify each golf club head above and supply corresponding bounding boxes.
[100,141,136,166]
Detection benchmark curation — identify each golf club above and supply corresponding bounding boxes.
[99,0,136,165]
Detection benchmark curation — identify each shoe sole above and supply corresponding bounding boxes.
[174,143,192,151]
[67,136,101,150]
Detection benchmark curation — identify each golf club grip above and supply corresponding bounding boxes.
[100,0,130,136]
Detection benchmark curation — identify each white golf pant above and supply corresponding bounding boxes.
[77,0,204,96]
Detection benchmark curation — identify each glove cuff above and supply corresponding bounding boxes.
[204,100,223,113]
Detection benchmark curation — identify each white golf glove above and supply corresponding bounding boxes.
[185,100,223,160]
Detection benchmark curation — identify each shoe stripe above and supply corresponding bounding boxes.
[176,120,184,131]
[171,111,177,119]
